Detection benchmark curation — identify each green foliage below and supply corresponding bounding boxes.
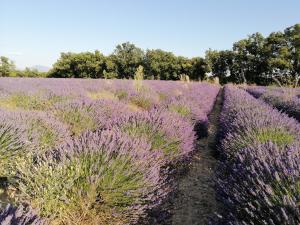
[16,152,145,224]
[87,90,117,100]
[103,70,118,79]
[122,122,179,155]
[144,49,178,80]
[0,123,26,177]
[1,93,65,111]
[169,104,191,117]
[113,42,145,79]
[226,127,295,154]
[189,57,210,81]
[46,43,208,81]
[49,50,106,78]
[56,107,97,136]
[3,23,299,85]
[134,65,144,92]
[0,56,16,77]
[205,49,235,84]
[115,90,128,100]
[129,95,153,110]
[0,93,65,111]
[14,68,48,78]
[27,119,58,150]
[206,23,300,86]
[255,128,294,147]
[0,57,47,77]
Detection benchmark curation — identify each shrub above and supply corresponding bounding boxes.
[0,119,26,178]
[53,101,101,136]
[215,85,300,224]
[215,143,300,225]
[106,110,195,162]
[15,130,167,224]
[247,86,300,122]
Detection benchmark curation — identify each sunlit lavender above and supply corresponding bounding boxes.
[0,78,219,224]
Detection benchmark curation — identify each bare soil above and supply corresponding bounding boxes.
[168,89,223,225]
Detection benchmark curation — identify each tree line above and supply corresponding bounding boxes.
[0,56,48,78]
[206,23,300,86]
[1,23,299,86]
[48,44,209,81]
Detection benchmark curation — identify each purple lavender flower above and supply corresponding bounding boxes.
[0,204,45,225]
[16,130,170,224]
[105,109,196,163]
[215,85,300,224]
[247,86,300,122]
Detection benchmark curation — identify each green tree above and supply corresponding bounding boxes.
[144,49,179,80]
[49,51,106,78]
[233,33,266,84]
[206,24,300,86]
[112,42,144,79]
[189,57,210,81]
[0,56,16,77]
[284,23,300,86]
[15,68,47,77]
[103,55,118,79]
[205,49,236,84]
[263,31,293,85]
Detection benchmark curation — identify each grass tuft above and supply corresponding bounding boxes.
[56,107,97,136]
[87,90,117,100]
[0,93,66,111]
[129,96,152,111]
[169,104,191,117]
[122,122,179,156]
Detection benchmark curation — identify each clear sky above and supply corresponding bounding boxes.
[1,0,300,69]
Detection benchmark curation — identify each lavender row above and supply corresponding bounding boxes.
[247,86,300,122]
[0,78,219,224]
[214,86,300,225]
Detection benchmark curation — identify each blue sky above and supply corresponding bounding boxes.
[1,0,300,69]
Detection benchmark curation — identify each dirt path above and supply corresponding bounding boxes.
[169,88,223,225]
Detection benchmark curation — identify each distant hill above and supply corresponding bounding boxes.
[30,65,51,72]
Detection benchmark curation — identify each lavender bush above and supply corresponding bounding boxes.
[106,109,196,162]
[0,115,26,178]
[15,130,168,224]
[0,204,45,225]
[215,85,300,224]
[216,143,300,225]
[51,99,104,136]
[0,77,220,224]
[247,86,300,122]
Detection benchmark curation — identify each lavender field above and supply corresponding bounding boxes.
[0,78,299,225]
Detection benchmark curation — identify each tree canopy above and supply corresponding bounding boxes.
[47,42,208,80]
[1,23,299,86]
[205,23,300,86]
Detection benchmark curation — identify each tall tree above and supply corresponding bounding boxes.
[284,24,300,86]
[233,33,266,84]
[0,56,16,77]
[189,57,210,81]
[263,31,292,85]
[112,42,144,79]
[144,49,179,80]
[205,49,236,84]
